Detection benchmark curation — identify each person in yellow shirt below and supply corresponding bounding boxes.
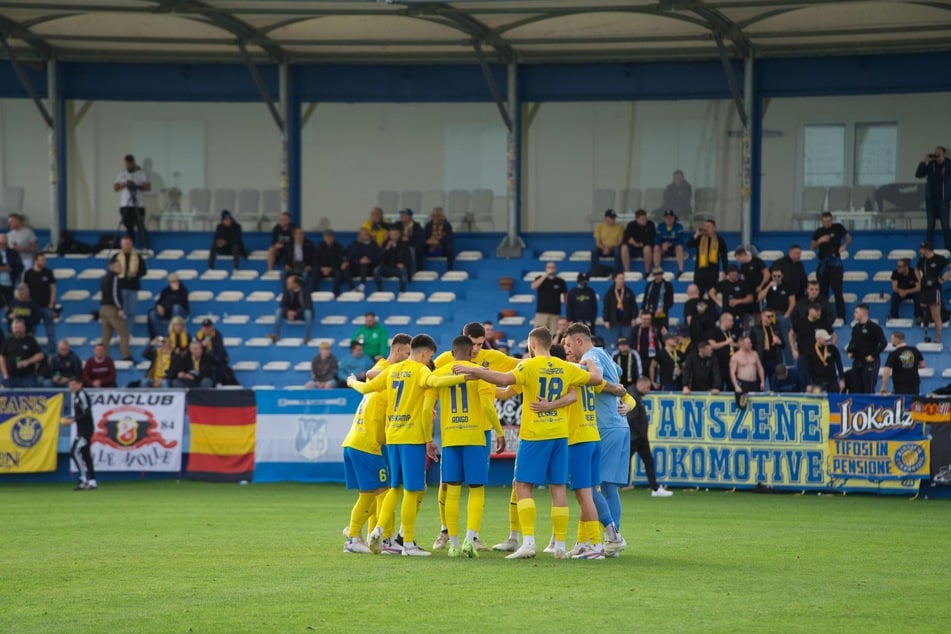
[454,327,602,560]
[427,336,503,558]
[361,207,389,247]
[349,334,467,557]
[591,209,624,273]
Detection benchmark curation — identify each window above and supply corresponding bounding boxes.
[802,124,845,187]
[854,123,897,186]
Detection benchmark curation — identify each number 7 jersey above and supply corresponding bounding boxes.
[510,355,591,441]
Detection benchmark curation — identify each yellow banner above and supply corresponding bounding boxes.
[643,393,830,488]
[829,439,931,479]
[0,393,64,474]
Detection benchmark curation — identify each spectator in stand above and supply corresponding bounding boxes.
[735,247,770,309]
[195,318,229,383]
[708,312,738,391]
[100,260,131,361]
[682,340,720,394]
[916,240,950,343]
[208,210,247,270]
[663,170,692,217]
[650,334,683,391]
[772,364,806,393]
[307,341,338,389]
[642,266,674,330]
[846,303,887,393]
[361,207,389,247]
[6,284,38,334]
[167,315,191,357]
[1,319,43,387]
[111,237,147,333]
[687,219,728,298]
[791,280,835,339]
[889,258,921,321]
[729,335,765,397]
[915,146,951,250]
[374,227,412,294]
[880,331,924,396]
[6,213,38,271]
[0,233,23,307]
[342,227,380,292]
[423,206,454,270]
[44,339,83,388]
[654,209,686,279]
[773,244,808,300]
[620,209,656,275]
[566,272,598,335]
[267,212,296,273]
[602,270,637,347]
[482,321,499,350]
[789,302,824,386]
[591,209,623,273]
[147,273,189,339]
[169,340,215,388]
[82,343,117,388]
[270,274,314,344]
[281,227,315,290]
[631,311,663,377]
[553,317,570,345]
[750,309,785,388]
[337,340,374,386]
[142,335,175,388]
[758,268,796,366]
[710,264,754,334]
[683,283,719,352]
[397,209,426,275]
[808,329,845,393]
[23,253,56,355]
[352,312,388,361]
[531,261,567,333]
[811,212,851,322]
[613,337,641,387]
[315,229,346,296]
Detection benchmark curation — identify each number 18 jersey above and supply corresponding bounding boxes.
[510,355,591,441]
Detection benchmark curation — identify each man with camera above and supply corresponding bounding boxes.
[113,154,151,249]
[916,146,951,250]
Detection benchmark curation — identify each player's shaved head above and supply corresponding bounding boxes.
[452,335,474,360]
[411,334,437,352]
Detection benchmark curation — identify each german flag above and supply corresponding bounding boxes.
[910,396,951,424]
[186,390,256,482]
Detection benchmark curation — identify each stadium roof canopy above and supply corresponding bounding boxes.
[0,0,950,65]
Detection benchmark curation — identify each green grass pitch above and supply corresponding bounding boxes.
[2,481,948,633]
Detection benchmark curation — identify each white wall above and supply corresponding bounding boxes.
[0,99,53,227]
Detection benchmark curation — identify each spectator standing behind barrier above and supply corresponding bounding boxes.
[82,342,117,388]
[337,340,374,386]
[6,213,38,271]
[735,247,770,303]
[281,227,315,290]
[143,336,175,388]
[100,259,132,361]
[591,209,623,273]
[654,209,686,278]
[111,237,147,336]
[531,261,567,334]
[0,319,43,387]
[682,283,718,353]
[708,312,737,391]
[147,273,189,339]
[620,210,656,276]
[789,302,823,386]
[44,340,82,388]
[915,241,950,343]
[915,146,951,251]
[631,311,663,377]
[729,335,765,397]
[889,258,921,321]
[307,341,338,389]
[846,303,887,393]
[113,154,151,248]
[811,212,851,322]
[758,268,795,366]
[663,170,692,217]
[208,210,247,270]
[352,312,388,361]
[566,272,598,335]
[750,309,784,389]
[170,340,215,388]
[601,270,636,347]
[649,334,682,391]
[0,233,23,307]
[880,331,924,396]
[612,337,641,387]
[270,274,314,344]
[374,227,412,294]
[624,376,673,497]
[710,264,754,334]
[642,266,674,330]
[315,229,346,296]
[423,207,454,271]
[791,280,835,340]
[686,219,727,298]
[397,209,425,275]
[342,227,380,292]
[773,245,808,300]
[807,329,844,393]
[681,340,720,394]
[771,364,805,393]
[267,212,296,273]
[23,253,56,355]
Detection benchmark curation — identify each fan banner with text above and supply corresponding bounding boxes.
[0,392,64,474]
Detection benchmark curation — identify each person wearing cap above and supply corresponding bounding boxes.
[807,329,844,393]
[266,212,297,273]
[687,218,728,298]
[113,153,151,248]
[281,227,316,290]
[620,209,656,275]
[663,169,692,217]
[915,146,951,250]
[612,337,641,387]
[811,212,851,322]
[642,266,674,329]
[649,334,682,391]
[654,210,686,279]
[915,240,950,343]
[307,341,339,389]
[566,272,598,335]
[147,272,189,339]
[602,270,637,347]
[889,258,921,322]
[846,303,887,393]
[423,206,455,271]
[315,229,346,296]
[208,210,247,270]
[397,208,426,276]
[591,209,623,273]
[710,264,754,334]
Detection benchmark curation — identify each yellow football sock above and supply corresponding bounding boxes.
[551,505,569,543]
[401,489,423,543]
[438,485,448,529]
[378,487,401,539]
[348,492,376,538]
[575,521,585,544]
[445,484,462,537]
[584,520,601,546]
[516,498,537,537]
[508,487,520,532]
[466,485,485,534]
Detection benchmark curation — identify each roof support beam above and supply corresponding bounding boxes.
[0,35,52,127]
[237,40,284,133]
[713,31,747,129]
[473,41,512,133]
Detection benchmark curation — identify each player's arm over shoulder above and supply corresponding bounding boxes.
[349,367,389,394]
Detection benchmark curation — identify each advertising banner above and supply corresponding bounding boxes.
[0,392,64,474]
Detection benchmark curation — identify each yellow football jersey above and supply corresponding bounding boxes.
[430,362,498,447]
[567,381,604,446]
[341,391,386,455]
[434,347,518,373]
[510,355,591,441]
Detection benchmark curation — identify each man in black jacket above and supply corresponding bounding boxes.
[773,245,809,300]
[566,272,598,335]
[343,228,380,292]
[916,146,951,250]
[682,340,721,393]
[66,376,98,490]
[100,259,132,361]
[315,229,346,296]
[281,227,316,289]
[270,274,314,344]
[208,210,247,270]
[808,329,845,393]
[642,267,674,329]
[170,340,215,388]
[686,219,728,298]
[846,303,887,393]
[0,233,24,308]
[147,273,189,339]
[397,208,426,275]
[374,227,412,293]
